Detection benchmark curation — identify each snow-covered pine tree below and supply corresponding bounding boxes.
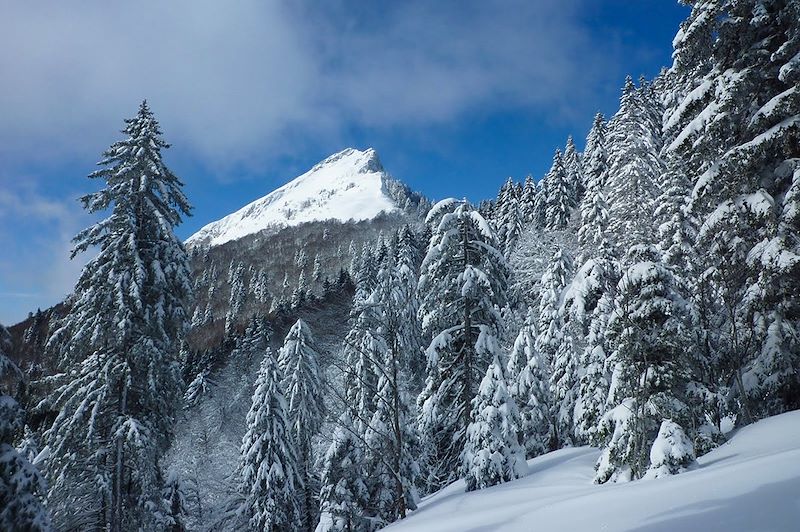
[543,150,576,231]
[296,248,309,273]
[520,175,538,223]
[643,420,697,480]
[550,327,579,447]
[577,114,610,256]
[582,113,609,194]
[354,245,378,308]
[239,348,301,531]
[535,249,572,370]
[573,245,619,446]
[163,471,188,532]
[654,168,696,276]
[341,301,382,435]
[493,178,524,256]
[532,179,547,228]
[312,255,323,283]
[596,245,692,483]
[563,135,584,203]
[278,319,326,532]
[673,0,800,422]
[315,414,369,532]
[1,323,52,531]
[577,187,609,258]
[497,179,525,258]
[362,256,421,525]
[292,270,309,309]
[508,308,554,457]
[605,76,665,251]
[416,199,509,493]
[252,269,271,305]
[461,354,528,491]
[45,101,191,530]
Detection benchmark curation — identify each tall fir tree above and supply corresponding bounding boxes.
[239,348,302,531]
[461,354,528,491]
[278,320,326,532]
[315,414,369,532]
[675,0,800,422]
[508,309,554,457]
[362,256,421,526]
[535,249,572,371]
[416,199,509,493]
[605,76,666,251]
[596,245,692,483]
[520,175,538,223]
[543,150,576,231]
[563,135,585,203]
[45,101,191,530]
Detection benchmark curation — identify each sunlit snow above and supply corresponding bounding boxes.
[388,410,800,532]
[187,147,398,246]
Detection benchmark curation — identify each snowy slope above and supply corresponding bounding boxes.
[187,148,400,246]
[389,411,800,532]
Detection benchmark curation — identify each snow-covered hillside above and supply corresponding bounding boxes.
[187,148,401,247]
[389,411,800,532]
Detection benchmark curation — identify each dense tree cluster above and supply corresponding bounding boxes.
[3,3,797,530]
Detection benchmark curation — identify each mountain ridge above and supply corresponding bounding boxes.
[187,147,412,247]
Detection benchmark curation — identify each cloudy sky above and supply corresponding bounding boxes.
[0,0,688,324]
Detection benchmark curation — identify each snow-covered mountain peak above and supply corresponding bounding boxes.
[186,148,401,247]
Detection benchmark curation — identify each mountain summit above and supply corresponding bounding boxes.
[187,148,403,247]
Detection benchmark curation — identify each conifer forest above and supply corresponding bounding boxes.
[1,1,799,531]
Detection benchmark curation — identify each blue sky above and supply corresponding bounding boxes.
[0,0,689,324]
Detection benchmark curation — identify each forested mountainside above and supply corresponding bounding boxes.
[1,1,798,531]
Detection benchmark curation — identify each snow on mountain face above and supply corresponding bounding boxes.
[187,148,400,247]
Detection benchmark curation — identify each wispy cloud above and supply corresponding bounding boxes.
[0,178,91,324]
[0,0,613,172]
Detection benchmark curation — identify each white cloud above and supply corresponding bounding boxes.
[0,179,92,324]
[0,0,614,172]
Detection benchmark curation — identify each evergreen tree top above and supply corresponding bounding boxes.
[74,100,191,257]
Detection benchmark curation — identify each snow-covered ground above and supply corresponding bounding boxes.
[389,410,800,532]
[186,147,398,246]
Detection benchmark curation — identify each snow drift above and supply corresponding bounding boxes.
[388,410,800,532]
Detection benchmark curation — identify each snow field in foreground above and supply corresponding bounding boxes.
[388,410,800,532]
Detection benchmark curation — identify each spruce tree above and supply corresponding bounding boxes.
[596,245,692,483]
[494,178,524,257]
[461,354,528,491]
[572,248,619,445]
[45,101,191,530]
[543,151,575,231]
[514,175,532,222]
[577,114,610,256]
[239,348,301,531]
[315,414,369,532]
[605,77,665,251]
[678,0,800,421]
[278,320,326,532]
[508,309,554,457]
[362,257,421,525]
[563,135,585,202]
[416,199,509,493]
[535,249,572,369]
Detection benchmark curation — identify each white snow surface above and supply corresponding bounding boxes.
[388,410,800,532]
[186,148,399,246]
